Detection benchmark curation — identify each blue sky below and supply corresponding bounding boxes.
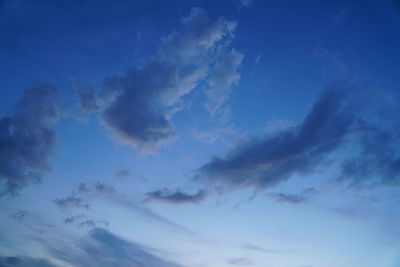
[1,0,400,266]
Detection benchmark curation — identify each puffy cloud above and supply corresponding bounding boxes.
[198,80,400,190]
[0,84,61,196]
[98,7,242,152]
[146,189,207,204]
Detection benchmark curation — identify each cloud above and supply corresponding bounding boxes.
[233,0,254,10]
[55,182,194,235]
[45,228,182,267]
[267,187,317,204]
[8,210,28,221]
[205,48,243,117]
[198,81,400,190]
[115,169,131,178]
[339,125,400,187]
[242,243,296,254]
[93,182,116,194]
[0,256,57,267]
[97,7,241,152]
[198,84,357,190]
[228,257,253,265]
[146,189,207,204]
[77,89,98,113]
[2,228,181,267]
[53,196,90,210]
[0,84,61,196]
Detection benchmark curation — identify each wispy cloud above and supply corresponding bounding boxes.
[228,257,253,265]
[1,228,182,267]
[197,81,400,191]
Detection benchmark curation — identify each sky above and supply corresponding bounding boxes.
[0,0,400,266]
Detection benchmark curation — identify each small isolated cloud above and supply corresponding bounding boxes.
[255,54,261,64]
[233,0,254,10]
[93,182,116,194]
[268,187,317,204]
[146,189,207,204]
[333,8,348,25]
[115,169,131,178]
[228,257,253,265]
[8,210,28,221]
[97,7,242,152]
[64,215,109,229]
[54,196,90,210]
[64,214,83,224]
[0,84,61,196]
[242,243,295,254]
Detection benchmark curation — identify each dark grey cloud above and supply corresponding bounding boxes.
[46,228,181,267]
[77,89,98,113]
[64,214,83,224]
[198,82,400,190]
[53,196,90,210]
[146,189,207,204]
[0,84,61,196]
[93,182,116,194]
[71,182,116,195]
[0,256,56,267]
[75,183,91,194]
[64,215,109,229]
[97,7,242,152]
[198,85,357,189]
[267,187,317,204]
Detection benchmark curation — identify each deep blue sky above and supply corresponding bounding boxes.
[1,1,400,266]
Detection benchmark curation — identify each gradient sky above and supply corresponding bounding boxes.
[1,1,400,267]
